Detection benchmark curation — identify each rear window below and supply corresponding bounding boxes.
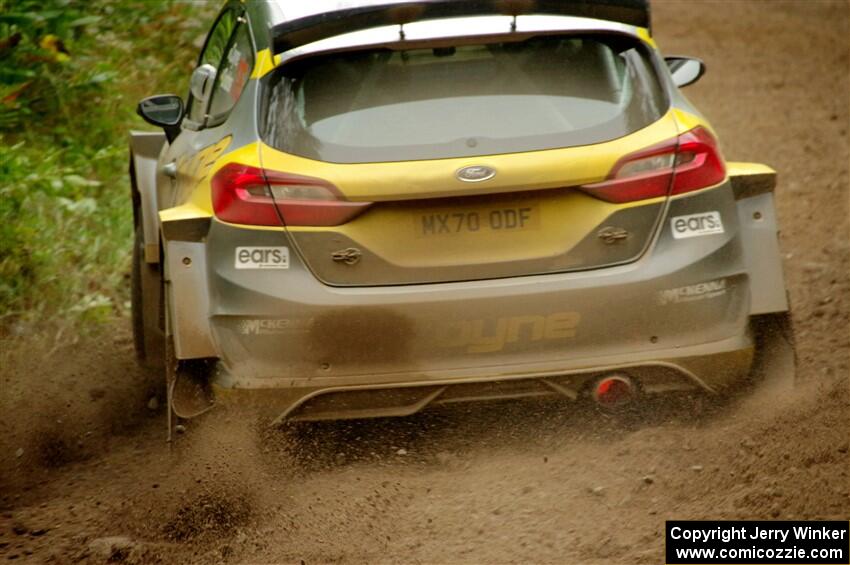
[262,34,667,163]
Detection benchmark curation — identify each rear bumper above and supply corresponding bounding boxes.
[199,183,755,418]
[212,344,753,422]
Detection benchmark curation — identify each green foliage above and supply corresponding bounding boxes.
[0,0,216,334]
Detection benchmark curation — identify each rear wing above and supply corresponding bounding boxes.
[271,0,651,54]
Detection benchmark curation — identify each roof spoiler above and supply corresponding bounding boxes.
[271,0,651,54]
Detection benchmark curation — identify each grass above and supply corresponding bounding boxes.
[0,0,216,338]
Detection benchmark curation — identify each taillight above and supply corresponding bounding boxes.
[578,127,726,203]
[668,127,727,196]
[211,164,279,226]
[211,163,371,226]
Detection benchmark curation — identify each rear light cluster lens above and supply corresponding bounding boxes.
[579,126,726,203]
[211,163,371,226]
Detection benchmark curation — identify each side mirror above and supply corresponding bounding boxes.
[665,56,706,88]
[137,94,183,142]
[189,63,218,110]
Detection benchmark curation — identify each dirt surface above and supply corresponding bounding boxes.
[1,1,848,563]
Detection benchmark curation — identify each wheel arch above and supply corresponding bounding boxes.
[129,130,167,264]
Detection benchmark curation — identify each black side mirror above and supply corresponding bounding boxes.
[137,94,184,142]
[665,56,706,88]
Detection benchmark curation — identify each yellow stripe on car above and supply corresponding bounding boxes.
[250,48,279,79]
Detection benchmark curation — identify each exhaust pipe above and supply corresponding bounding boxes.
[591,374,637,410]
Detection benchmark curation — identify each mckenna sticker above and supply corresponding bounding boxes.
[234,247,289,270]
[237,318,313,336]
[670,211,724,239]
[658,279,727,306]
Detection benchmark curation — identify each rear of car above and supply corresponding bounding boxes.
[132,1,792,426]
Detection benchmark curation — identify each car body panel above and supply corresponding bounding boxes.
[257,109,683,285]
[736,191,789,315]
[204,181,746,379]
[214,346,754,423]
[281,197,666,286]
[198,180,758,422]
[129,0,793,422]
[165,239,216,358]
[255,112,682,202]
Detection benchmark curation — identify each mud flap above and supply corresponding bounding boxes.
[164,325,216,442]
[749,311,797,392]
[170,361,216,419]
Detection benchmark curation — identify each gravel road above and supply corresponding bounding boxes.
[1,1,848,563]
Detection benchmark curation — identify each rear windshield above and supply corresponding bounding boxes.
[262,34,667,163]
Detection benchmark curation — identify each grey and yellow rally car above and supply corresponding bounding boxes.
[130,0,795,433]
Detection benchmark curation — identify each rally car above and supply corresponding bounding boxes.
[130,0,795,436]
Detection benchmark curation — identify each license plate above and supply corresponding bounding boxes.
[417,206,538,237]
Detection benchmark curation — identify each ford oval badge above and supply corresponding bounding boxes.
[456,165,496,183]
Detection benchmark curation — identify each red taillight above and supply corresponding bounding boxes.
[668,127,726,196]
[578,127,726,203]
[211,163,371,227]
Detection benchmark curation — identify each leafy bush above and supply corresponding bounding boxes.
[0,0,215,336]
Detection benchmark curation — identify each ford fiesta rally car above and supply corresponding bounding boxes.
[130,0,796,435]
